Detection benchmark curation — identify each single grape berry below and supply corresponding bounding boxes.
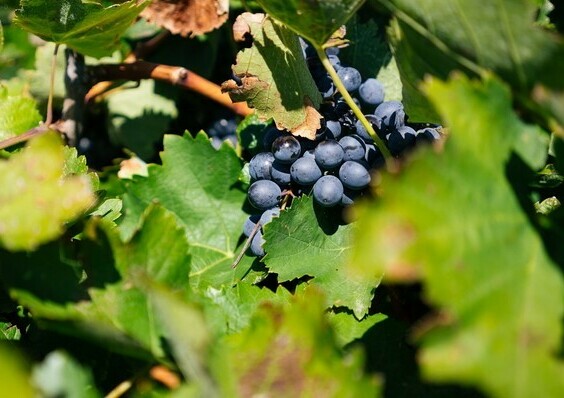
[272,135,301,164]
[337,67,362,92]
[259,207,280,226]
[290,157,322,185]
[339,161,371,190]
[248,180,281,210]
[326,120,342,140]
[328,54,342,70]
[339,135,366,162]
[374,101,405,131]
[270,161,292,187]
[387,126,416,155]
[415,127,441,145]
[313,175,344,207]
[250,230,265,256]
[314,139,345,170]
[243,214,260,237]
[358,78,385,107]
[249,152,274,181]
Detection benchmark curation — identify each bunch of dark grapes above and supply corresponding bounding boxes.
[207,117,238,149]
[241,40,442,257]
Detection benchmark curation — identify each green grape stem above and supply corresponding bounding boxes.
[315,46,392,161]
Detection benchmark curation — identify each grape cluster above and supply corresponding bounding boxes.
[207,117,238,149]
[241,41,442,257]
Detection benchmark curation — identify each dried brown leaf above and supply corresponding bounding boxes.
[141,0,228,37]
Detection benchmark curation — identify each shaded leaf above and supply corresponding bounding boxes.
[255,0,365,46]
[378,0,564,120]
[141,0,229,37]
[327,311,387,347]
[106,80,178,160]
[0,133,95,251]
[14,0,150,58]
[215,290,380,397]
[340,15,402,101]
[264,196,378,318]
[222,13,322,139]
[120,133,247,291]
[351,74,564,397]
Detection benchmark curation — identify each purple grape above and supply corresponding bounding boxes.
[290,157,322,185]
[358,78,385,107]
[270,161,292,186]
[249,152,274,181]
[272,135,301,164]
[374,101,405,131]
[337,67,362,92]
[314,139,345,170]
[248,180,281,210]
[313,175,344,207]
[339,161,371,190]
[339,135,365,162]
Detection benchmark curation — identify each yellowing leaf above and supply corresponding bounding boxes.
[0,133,95,251]
[222,13,322,139]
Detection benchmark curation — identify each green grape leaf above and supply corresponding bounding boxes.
[120,133,247,291]
[8,205,191,360]
[32,351,99,398]
[89,198,122,225]
[254,0,365,46]
[328,311,388,347]
[340,15,402,102]
[106,80,178,160]
[263,196,378,318]
[0,321,21,340]
[379,0,564,120]
[351,75,564,397]
[203,282,294,335]
[215,290,380,397]
[0,133,96,251]
[14,0,149,58]
[63,145,100,190]
[0,87,42,139]
[222,13,322,140]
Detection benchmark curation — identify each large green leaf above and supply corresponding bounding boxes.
[0,133,95,251]
[350,75,564,397]
[375,0,564,120]
[14,0,149,58]
[214,290,380,397]
[120,133,248,291]
[263,196,378,318]
[6,205,190,360]
[223,13,322,139]
[255,0,365,46]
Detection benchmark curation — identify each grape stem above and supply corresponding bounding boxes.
[231,220,262,269]
[314,46,393,162]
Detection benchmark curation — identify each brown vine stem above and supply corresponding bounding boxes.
[0,125,50,150]
[85,31,170,103]
[88,61,253,117]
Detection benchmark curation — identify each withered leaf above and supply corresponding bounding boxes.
[141,0,229,37]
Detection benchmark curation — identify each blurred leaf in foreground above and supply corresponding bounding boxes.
[215,290,380,397]
[0,133,95,251]
[351,74,564,397]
